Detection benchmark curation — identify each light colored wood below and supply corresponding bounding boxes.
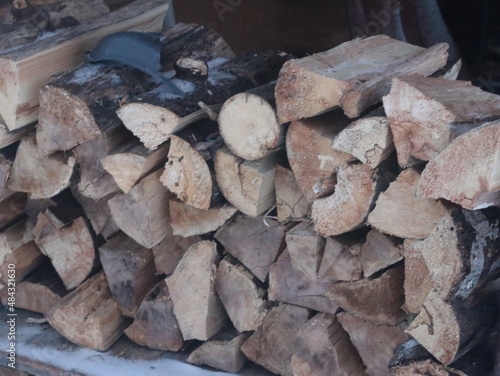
[312,163,377,236]
[318,233,363,282]
[383,75,500,167]
[214,146,277,217]
[286,221,325,279]
[166,240,228,341]
[275,35,448,122]
[403,239,433,314]
[0,122,33,149]
[0,152,13,205]
[151,233,201,276]
[416,121,500,209]
[360,229,403,278]
[71,188,118,237]
[274,165,310,222]
[46,271,129,352]
[368,167,448,239]
[286,111,354,202]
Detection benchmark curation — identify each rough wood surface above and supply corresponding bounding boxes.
[71,188,118,237]
[274,165,310,222]
[151,233,201,276]
[360,229,403,278]
[0,191,27,231]
[0,148,14,198]
[318,233,364,282]
[286,221,325,279]
[0,122,34,149]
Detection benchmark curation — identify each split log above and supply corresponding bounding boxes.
[0,0,168,130]
[331,109,394,168]
[241,303,310,376]
[151,233,201,276]
[286,111,355,202]
[274,165,310,222]
[383,75,500,167]
[108,169,173,248]
[215,214,287,282]
[215,257,269,332]
[45,271,130,352]
[170,200,237,237]
[326,264,406,325]
[117,50,290,150]
[218,82,284,160]
[312,163,378,236]
[124,280,184,351]
[416,121,500,210]
[99,232,157,318]
[214,146,278,217]
[166,240,228,341]
[0,191,27,231]
[368,167,448,239]
[275,35,448,122]
[187,330,249,373]
[291,313,367,376]
[0,146,15,197]
[338,312,409,376]
[268,249,339,314]
[7,136,75,198]
[318,232,364,282]
[0,122,33,149]
[360,229,403,278]
[286,221,325,279]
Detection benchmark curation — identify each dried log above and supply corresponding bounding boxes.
[215,214,287,282]
[214,146,278,217]
[383,76,500,167]
[0,146,15,197]
[0,122,33,149]
[416,121,500,210]
[151,233,201,276]
[318,233,364,282]
[124,280,184,351]
[215,257,269,332]
[166,240,228,341]
[45,271,130,352]
[0,191,27,231]
[368,167,448,239]
[0,0,168,130]
[360,229,403,278]
[286,221,325,279]
[99,232,157,318]
[275,35,448,122]
[291,313,367,376]
[108,169,173,248]
[71,187,117,237]
[274,165,310,222]
[286,111,354,202]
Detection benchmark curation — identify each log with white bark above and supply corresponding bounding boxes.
[274,165,310,222]
[360,229,403,278]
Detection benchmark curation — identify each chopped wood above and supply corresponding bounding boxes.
[0,191,27,231]
[215,257,269,332]
[151,233,201,276]
[45,271,130,352]
[286,111,354,201]
[383,76,500,167]
[318,233,364,282]
[312,163,378,236]
[274,165,310,222]
[0,122,33,149]
[215,214,287,282]
[360,229,403,278]
[326,264,406,325]
[99,232,157,318]
[368,167,448,239]
[7,136,75,199]
[71,188,117,237]
[214,146,277,217]
[175,57,209,81]
[241,303,310,376]
[124,280,184,351]
[275,35,448,122]
[108,169,173,248]
[291,313,367,376]
[0,148,14,198]
[170,200,237,237]
[286,221,325,279]
[416,121,500,210]
[166,240,228,341]
[338,311,409,376]
[187,330,249,373]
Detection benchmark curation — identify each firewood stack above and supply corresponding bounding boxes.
[1,1,500,374]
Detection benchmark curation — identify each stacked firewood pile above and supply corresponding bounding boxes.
[1,1,500,375]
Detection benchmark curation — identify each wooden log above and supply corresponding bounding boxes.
[108,169,173,248]
[286,221,325,279]
[312,163,378,236]
[214,146,278,217]
[117,50,290,150]
[383,76,500,167]
[187,330,249,373]
[215,214,287,282]
[7,135,75,198]
[0,122,33,149]
[151,233,201,276]
[215,257,270,332]
[166,240,228,341]
[0,0,168,130]
[360,229,403,278]
[124,280,184,351]
[286,111,355,202]
[99,232,157,318]
[170,200,237,238]
[275,35,448,122]
[367,167,448,239]
[45,271,130,352]
[0,146,15,198]
[326,264,406,325]
[338,312,409,376]
[240,303,310,376]
[274,165,310,222]
[0,191,27,231]
[318,232,364,282]
[291,313,367,376]
[416,121,500,210]
[71,187,117,237]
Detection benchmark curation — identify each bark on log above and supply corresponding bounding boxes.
[286,221,325,279]
[360,229,403,278]
[151,233,201,276]
[274,165,310,222]
[318,233,364,282]
[275,35,448,122]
